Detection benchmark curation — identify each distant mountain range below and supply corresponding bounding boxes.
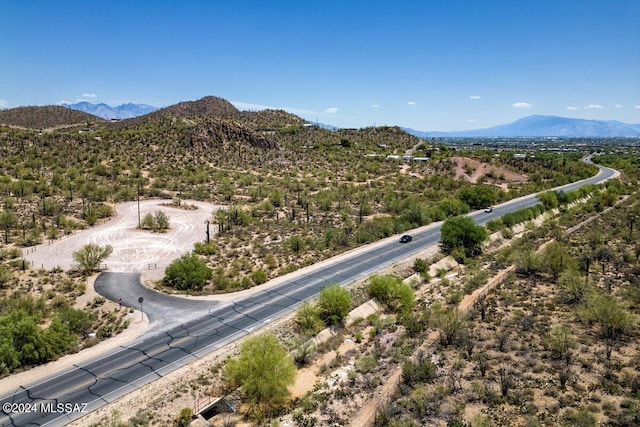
[5,98,640,139]
[406,115,640,138]
[63,102,158,120]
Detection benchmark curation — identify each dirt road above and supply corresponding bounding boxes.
[25,200,219,280]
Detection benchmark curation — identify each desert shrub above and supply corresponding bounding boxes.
[177,407,192,427]
[356,355,377,374]
[163,252,212,291]
[193,241,219,255]
[140,210,170,232]
[402,352,436,386]
[560,408,596,427]
[464,268,489,294]
[251,269,268,285]
[486,217,504,232]
[367,275,415,314]
[429,303,467,346]
[295,302,324,336]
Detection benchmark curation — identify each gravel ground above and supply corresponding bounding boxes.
[25,199,220,281]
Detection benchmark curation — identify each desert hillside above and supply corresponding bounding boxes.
[0,105,104,129]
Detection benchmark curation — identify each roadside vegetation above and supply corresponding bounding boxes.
[0,98,601,298]
[0,96,638,415]
[182,183,638,427]
[93,163,636,426]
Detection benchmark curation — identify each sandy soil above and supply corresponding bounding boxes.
[25,200,220,281]
[451,156,527,183]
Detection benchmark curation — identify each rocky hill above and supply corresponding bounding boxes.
[122,96,240,125]
[0,95,423,159]
[187,118,279,152]
[0,105,104,129]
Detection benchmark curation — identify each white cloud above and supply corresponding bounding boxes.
[634,105,640,110]
[467,119,476,123]
[615,104,623,108]
[585,104,604,109]
[407,101,416,106]
[325,107,338,114]
[0,99,9,108]
[512,102,533,109]
[371,104,379,108]
[232,101,275,111]
[82,93,97,99]
[566,106,579,110]
[469,96,481,100]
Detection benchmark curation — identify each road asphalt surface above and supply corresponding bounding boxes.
[0,164,618,426]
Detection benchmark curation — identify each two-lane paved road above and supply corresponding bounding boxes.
[0,164,619,426]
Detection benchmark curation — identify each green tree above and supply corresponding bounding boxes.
[225,334,296,418]
[438,197,469,217]
[541,241,575,280]
[140,212,155,230]
[318,283,352,325]
[0,338,20,374]
[0,210,17,244]
[0,310,54,367]
[367,275,415,314]
[537,190,559,210]
[163,252,212,291]
[154,210,170,230]
[579,293,636,347]
[400,203,430,227]
[72,243,113,274]
[440,216,488,259]
[45,317,77,355]
[56,307,94,337]
[545,325,577,365]
[140,211,170,232]
[458,185,498,210]
[557,268,589,305]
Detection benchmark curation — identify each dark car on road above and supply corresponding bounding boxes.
[399,234,412,243]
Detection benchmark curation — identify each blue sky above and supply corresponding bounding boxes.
[1,0,639,131]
